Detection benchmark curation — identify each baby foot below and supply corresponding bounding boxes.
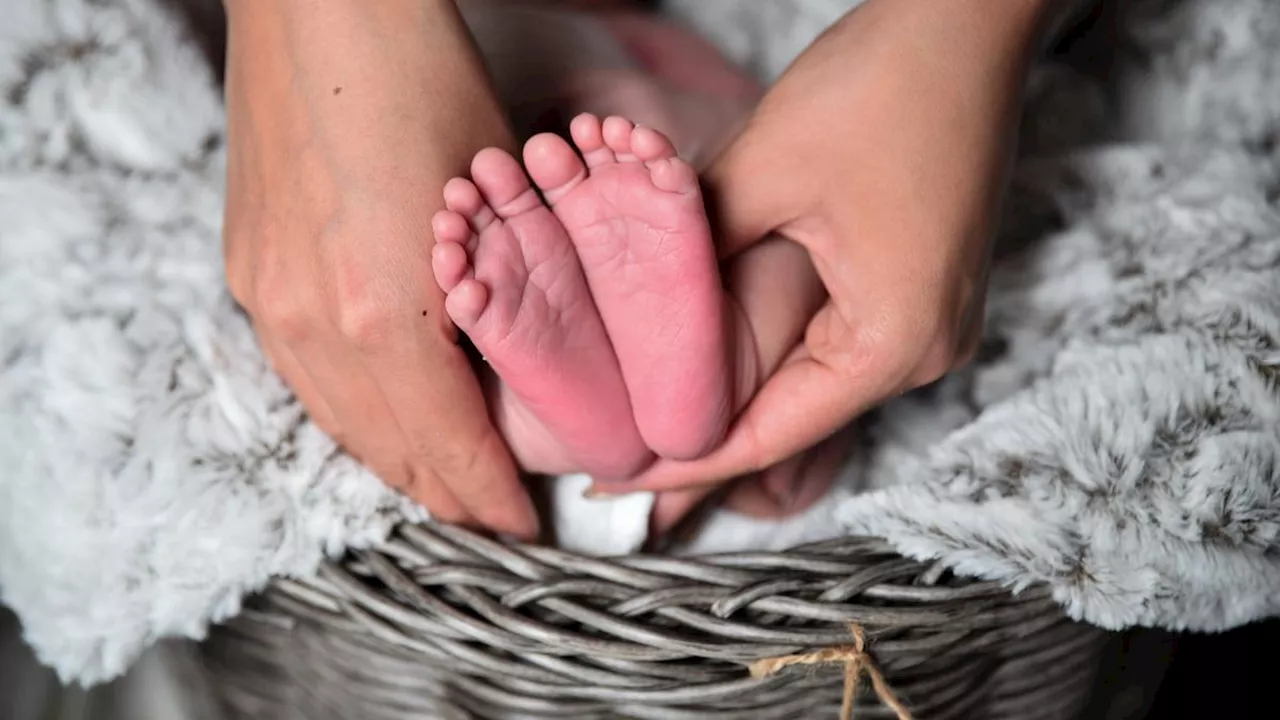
[524,114,730,460]
[431,148,650,481]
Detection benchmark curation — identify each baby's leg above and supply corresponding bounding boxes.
[548,12,762,164]
[598,12,760,106]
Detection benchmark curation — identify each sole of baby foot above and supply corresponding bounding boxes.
[522,113,731,461]
[430,147,651,481]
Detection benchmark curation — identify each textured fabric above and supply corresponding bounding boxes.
[1,0,1278,687]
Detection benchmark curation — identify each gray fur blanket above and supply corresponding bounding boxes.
[1,0,1278,686]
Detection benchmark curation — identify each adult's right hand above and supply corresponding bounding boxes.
[601,0,1061,534]
[221,0,538,538]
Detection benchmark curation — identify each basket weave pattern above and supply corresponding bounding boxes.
[205,524,1106,719]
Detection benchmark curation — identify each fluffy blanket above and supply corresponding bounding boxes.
[2,0,1279,687]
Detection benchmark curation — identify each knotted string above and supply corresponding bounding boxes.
[748,624,913,720]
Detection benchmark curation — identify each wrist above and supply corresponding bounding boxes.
[223,0,511,145]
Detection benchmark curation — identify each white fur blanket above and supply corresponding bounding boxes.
[2,0,1279,687]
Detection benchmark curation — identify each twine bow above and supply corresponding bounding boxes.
[748,624,913,720]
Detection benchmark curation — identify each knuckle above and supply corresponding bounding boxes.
[428,430,494,482]
[402,468,472,525]
[953,333,982,370]
[221,204,267,303]
[806,305,875,374]
[733,414,776,475]
[367,456,411,490]
[327,257,399,350]
[832,318,912,379]
[222,242,253,308]
[318,423,345,447]
[335,298,394,349]
[912,337,962,386]
[255,282,312,342]
[867,307,964,384]
[225,274,252,309]
[428,504,470,527]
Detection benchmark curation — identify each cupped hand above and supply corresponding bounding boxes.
[601,0,1059,530]
[221,0,538,538]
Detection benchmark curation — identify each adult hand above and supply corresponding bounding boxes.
[598,0,1061,527]
[221,0,538,538]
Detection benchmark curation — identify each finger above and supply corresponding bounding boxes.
[737,452,809,517]
[613,351,883,493]
[951,284,988,372]
[365,317,538,540]
[293,329,475,527]
[649,428,851,537]
[720,471,833,518]
[726,428,851,517]
[650,485,723,539]
[257,327,340,439]
[719,477,784,518]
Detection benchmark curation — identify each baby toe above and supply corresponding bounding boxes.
[647,157,699,196]
[631,125,677,163]
[570,113,616,168]
[431,240,471,293]
[602,116,639,162]
[471,148,543,219]
[443,178,497,232]
[444,278,490,331]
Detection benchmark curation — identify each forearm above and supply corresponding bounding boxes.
[222,0,513,188]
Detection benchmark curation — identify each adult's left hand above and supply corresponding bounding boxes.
[593,0,1063,533]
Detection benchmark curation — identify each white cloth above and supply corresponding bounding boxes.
[2,0,1280,687]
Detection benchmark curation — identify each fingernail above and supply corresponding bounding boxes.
[764,469,805,511]
[584,483,646,500]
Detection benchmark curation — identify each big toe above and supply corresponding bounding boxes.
[524,133,589,205]
[471,148,542,219]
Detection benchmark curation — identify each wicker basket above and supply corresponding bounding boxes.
[202,523,1109,719]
